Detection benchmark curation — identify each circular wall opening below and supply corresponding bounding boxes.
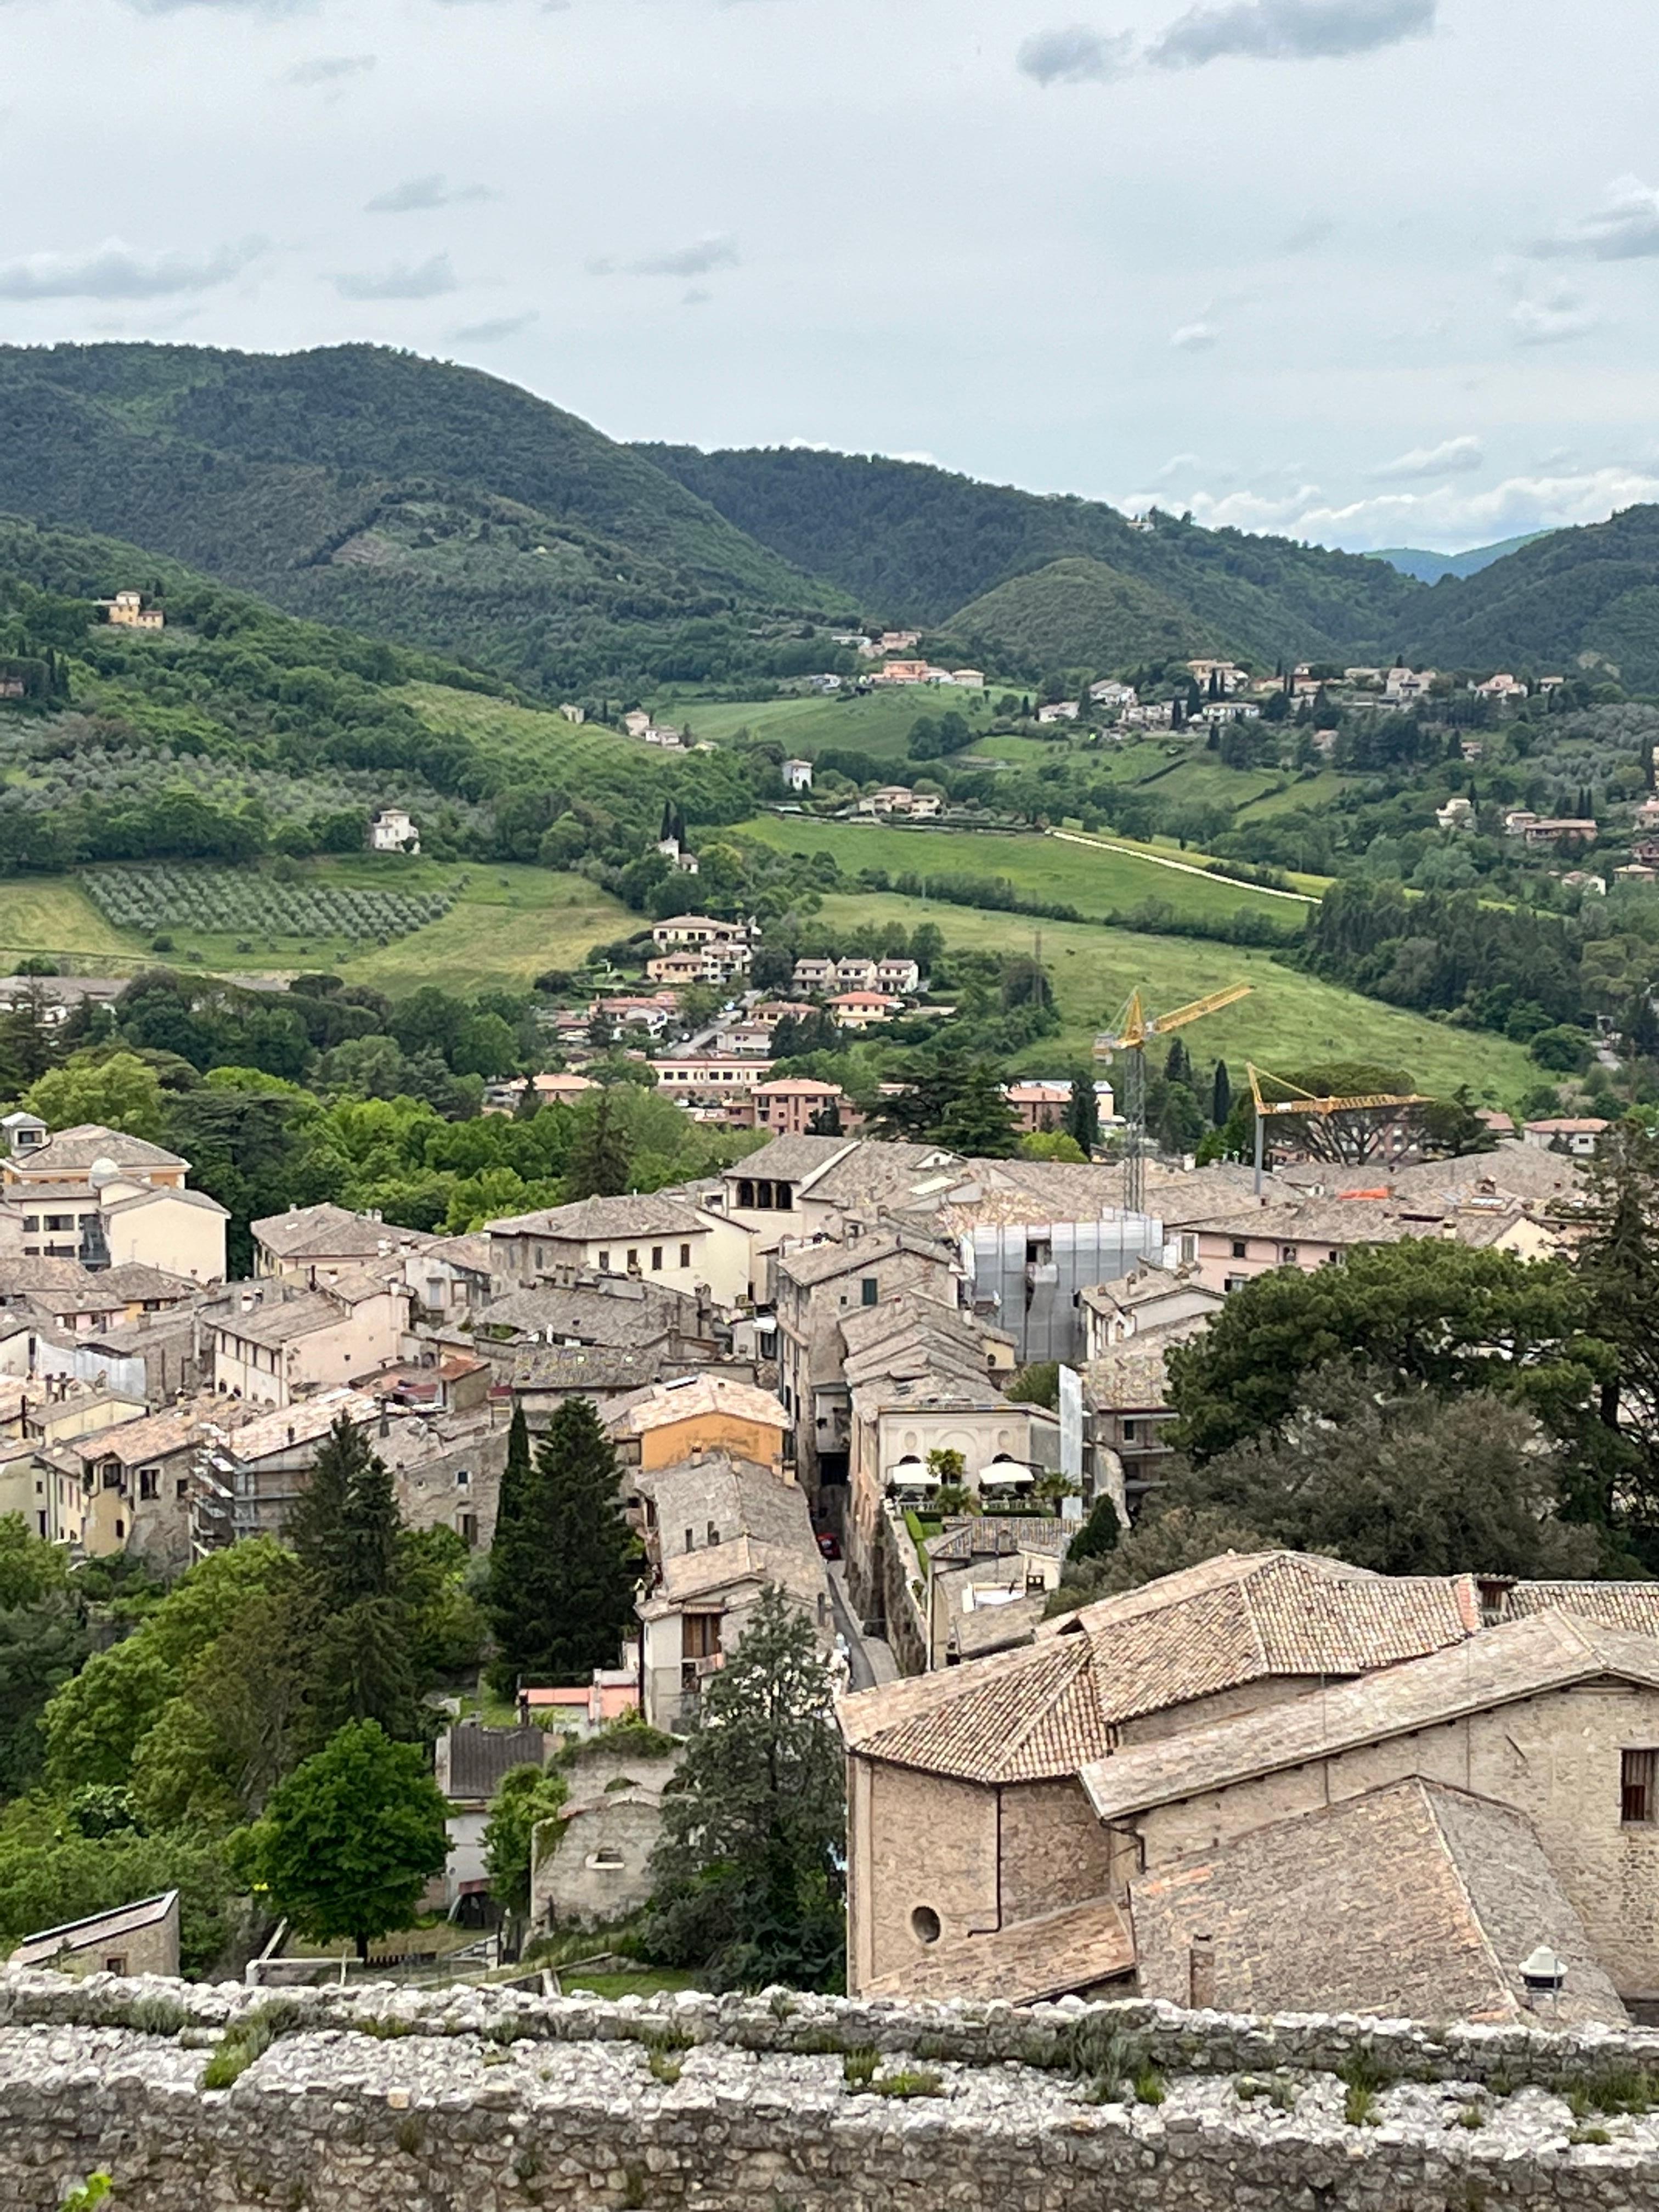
[911,1905,942,1945]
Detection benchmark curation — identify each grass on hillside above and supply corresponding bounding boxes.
[810,890,1538,1104]
[739,814,1307,924]
[0,861,629,997]
[650,687,998,760]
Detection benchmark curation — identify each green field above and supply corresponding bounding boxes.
[0,861,629,998]
[740,814,1311,926]
[810,892,1538,1104]
[650,687,996,760]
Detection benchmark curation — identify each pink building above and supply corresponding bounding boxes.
[1005,1081,1073,1134]
[753,1077,861,1138]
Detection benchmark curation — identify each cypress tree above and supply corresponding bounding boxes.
[567,1088,632,1198]
[1212,1059,1233,1128]
[487,1397,639,1696]
[289,1416,419,1743]
[1065,1073,1099,1157]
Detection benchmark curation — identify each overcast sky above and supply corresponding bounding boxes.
[3,0,1658,553]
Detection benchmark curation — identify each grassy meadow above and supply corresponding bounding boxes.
[809,890,1538,1104]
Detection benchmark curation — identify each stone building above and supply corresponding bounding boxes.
[529,1735,682,1932]
[837,1549,1659,2021]
[8,1889,179,1978]
[605,1372,791,1481]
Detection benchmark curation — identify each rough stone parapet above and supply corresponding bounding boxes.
[5,1970,1659,2209]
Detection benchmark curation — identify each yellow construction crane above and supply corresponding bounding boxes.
[1094,984,1251,1211]
[1245,1062,1435,1194]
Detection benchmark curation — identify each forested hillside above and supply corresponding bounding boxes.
[0,345,849,693]
[637,442,1431,659]
[1408,506,1659,688]
[951,556,1211,670]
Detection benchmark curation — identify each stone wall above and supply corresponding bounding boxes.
[9,1970,1659,2211]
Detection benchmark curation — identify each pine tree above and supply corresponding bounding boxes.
[1065,1073,1099,1157]
[487,1397,639,1695]
[288,1416,420,1742]
[1212,1059,1233,1128]
[1165,1037,1191,1088]
[567,1088,631,1198]
[935,1062,1019,1157]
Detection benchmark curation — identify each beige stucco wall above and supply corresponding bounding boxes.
[106,1197,225,1283]
[1125,1681,1659,1996]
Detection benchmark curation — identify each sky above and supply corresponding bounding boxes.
[3,0,1658,554]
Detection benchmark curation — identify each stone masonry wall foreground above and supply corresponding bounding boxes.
[9,1970,1659,2209]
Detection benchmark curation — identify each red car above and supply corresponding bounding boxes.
[816,1530,842,1561]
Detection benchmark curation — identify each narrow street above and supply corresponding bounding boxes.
[826,1561,898,1692]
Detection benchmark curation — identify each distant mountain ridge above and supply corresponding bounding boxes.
[1368,532,1554,585]
[0,343,849,694]
[637,442,1427,663]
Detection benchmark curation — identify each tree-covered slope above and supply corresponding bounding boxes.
[1407,506,1659,689]
[1369,531,1553,585]
[636,442,1430,661]
[952,556,1212,672]
[0,345,849,693]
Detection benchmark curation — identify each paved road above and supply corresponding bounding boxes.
[827,1561,899,1692]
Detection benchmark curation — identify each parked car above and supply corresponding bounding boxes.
[816,1530,842,1561]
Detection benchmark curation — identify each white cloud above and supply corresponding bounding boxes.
[0,236,267,301]
[331,254,459,300]
[1511,287,1598,345]
[1148,0,1434,69]
[1170,466,1659,552]
[1532,176,1659,261]
[1370,435,1483,480]
[1170,320,1220,349]
[1015,25,1137,84]
[366,174,496,214]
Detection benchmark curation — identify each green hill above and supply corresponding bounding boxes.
[951,556,1210,670]
[1369,532,1553,585]
[0,344,849,694]
[635,442,1430,662]
[1406,505,1659,687]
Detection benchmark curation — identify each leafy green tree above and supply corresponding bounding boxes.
[0,1806,236,1976]
[1066,1494,1121,1565]
[1576,1120,1659,1551]
[22,1052,166,1142]
[644,1586,844,1990]
[1049,1506,1271,1615]
[482,1762,569,1920]
[0,1517,89,1796]
[1006,1361,1060,1410]
[487,1397,639,1695]
[1166,1240,1610,1469]
[1166,1362,1614,1579]
[236,1719,448,1962]
[566,1088,632,1198]
[1017,1130,1086,1160]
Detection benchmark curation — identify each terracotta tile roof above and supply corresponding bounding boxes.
[860,1894,1133,2005]
[1080,1610,1659,1823]
[842,1550,1482,1786]
[1503,1580,1659,1634]
[1130,1778,1627,2027]
[605,1371,787,1437]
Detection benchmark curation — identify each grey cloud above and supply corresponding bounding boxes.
[589,235,739,278]
[1016,25,1136,84]
[1280,214,1335,252]
[1512,291,1598,345]
[1532,178,1659,261]
[1370,435,1483,479]
[0,235,268,301]
[453,311,538,342]
[682,287,712,307]
[332,253,459,300]
[366,174,498,213]
[1148,0,1434,69]
[285,55,376,86]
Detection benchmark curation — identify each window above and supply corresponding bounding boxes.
[1623,1748,1659,1823]
[597,1249,610,1271]
[139,1469,158,1500]
[861,1278,879,1307]
[114,1520,125,1540]
[682,1612,721,1660]
[1280,1245,1299,1265]
[706,1521,719,1545]
[44,1214,73,1233]
[626,1248,640,1272]
[175,1478,189,1499]
[1230,1239,1248,1260]
[589,1848,625,1871]
[1121,1420,1139,1443]
[651,1246,663,1272]
[1224,1275,1248,1294]
[679,1244,691,1269]
[459,1512,478,1548]
[22,1215,37,1233]
[684,1526,696,1553]
[104,1955,128,1977]
[910,1906,941,1946]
